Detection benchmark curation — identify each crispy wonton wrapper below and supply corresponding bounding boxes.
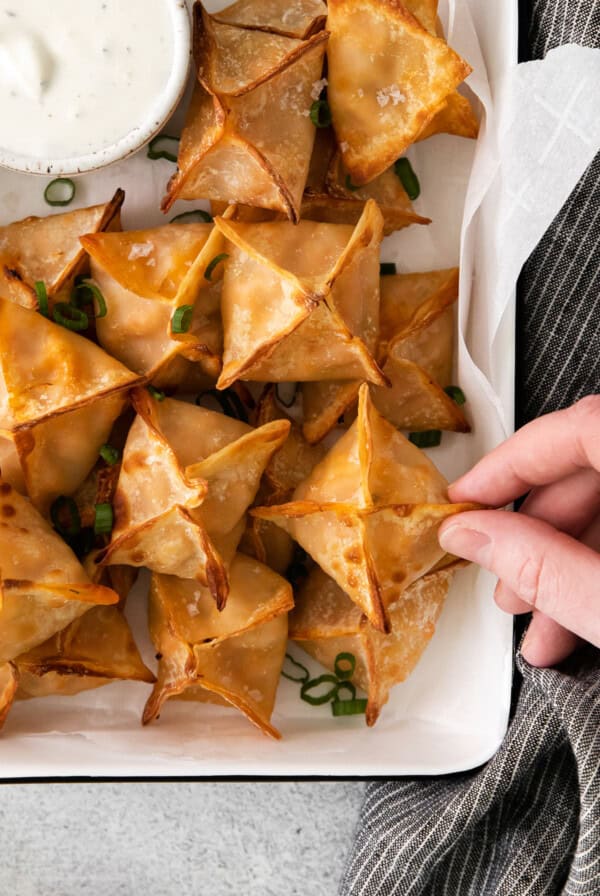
[0,298,143,512]
[240,386,326,573]
[301,268,469,443]
[253,386,478,632]
[162,3,328,221]
[290,563,456,725]
[99,390,290,608]
[144,553,293,737]
[82,221,228,389]
[0,190,123,311]
[327,0,472,183]
[0,480,119,663]
[216,200,385,388]
[213,0,327,39]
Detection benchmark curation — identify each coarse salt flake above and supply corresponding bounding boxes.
[310,78,328,100]
[376,85,406,108]
[128,242,154,260]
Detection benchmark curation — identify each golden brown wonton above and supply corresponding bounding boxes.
[215,200,385,388]
[326,0,472,183]
[0,298,143,512]
[301,268,469,443]
[253,386,477,632]
[81,221,227,389]
[0,480,119,663]
[213,0,327,38]
[0,190,123,311]
[144,553,293,737]
[162,2,328,221]
[290,563,456,724]
[98,390,290,608]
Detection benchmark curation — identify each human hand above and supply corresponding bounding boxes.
[438,396,600,667]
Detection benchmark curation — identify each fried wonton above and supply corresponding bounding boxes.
[0,190,123,311]
[216,200,385,388]
[240,386,326,573]
[301,268,469,443]
[0,298,143,512]
[213,0,327,38]
[162,3,328,221]
[327,0,472,183]
[82,221,227,388]
[143,553,293,737]
[0,480,119,663]
[98,390,290,608]
[253,386,477,631]
[301,130,430,234]
[290,563,455,724]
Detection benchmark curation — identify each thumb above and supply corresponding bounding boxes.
[439,510,600,649]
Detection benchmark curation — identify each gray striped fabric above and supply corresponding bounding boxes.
[340,2,600,894]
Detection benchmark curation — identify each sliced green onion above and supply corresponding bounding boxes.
[409,430,442,448]
[34,281,49,317]
[94,503,114,535]
[300,674,340,706]
[379,262,397,276]
[445,385,466,406]
[70,527,95,560]
[50,496,81,537]
[72,280,107,318]
[334,652,356,680]
[99,444,120,465]
[170,209,213,224]
[52,302,88,331]
[335,681,356,702]
[147,386,166,402]
[44,177,76,207]
[345,174,360,192]
[204,253,229,281]
[147,134,179,163]
[331,698,368,716]
[275,382,297,408]
[196,389,248,422]
[394,158,420,200]
[309,99,331,128]
[171,304,194,334]
[281,653,310,684]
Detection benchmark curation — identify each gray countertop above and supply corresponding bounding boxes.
[0,782,364,895]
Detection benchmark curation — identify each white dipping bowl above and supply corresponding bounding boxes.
[0,0,191,177]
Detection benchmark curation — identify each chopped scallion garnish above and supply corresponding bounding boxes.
[331,698,368,717]
[281,653,310,684]
[170,209,213,224]
[147,134,179,163]
[44,177,76,207]
[72,280,107,318]
[300,674,340,706]
[379,262,396,276]
[334,652,356,681]
[147,386,166,402]
[204,253,229,281]
[345,174,360,192]
[409,430,442,448]
[335,681,357,702]
[94,503,114,535]
[50,495,81,538]
[52,302,88,332]
[171,304,194,334]
[34,281,49,317]
[195,388,248,422]
[99,444,120,466]
[445,385,466,406]
[309,99,332,128]
[394,158,420,200]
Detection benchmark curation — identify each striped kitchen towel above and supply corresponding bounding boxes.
[340,2,600,894]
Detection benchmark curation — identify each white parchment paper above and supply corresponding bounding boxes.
[0,0,598,776]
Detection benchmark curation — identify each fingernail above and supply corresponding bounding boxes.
[439,524,492,565]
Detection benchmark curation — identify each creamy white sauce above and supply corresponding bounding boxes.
[0,0,176,160]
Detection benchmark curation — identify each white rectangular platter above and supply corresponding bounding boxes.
[0,0,517,777]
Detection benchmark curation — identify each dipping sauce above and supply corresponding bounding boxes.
[0,0,177,163]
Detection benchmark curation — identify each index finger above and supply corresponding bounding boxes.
[449,396,600,506]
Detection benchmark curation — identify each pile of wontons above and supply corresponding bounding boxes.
[0,0,479,736]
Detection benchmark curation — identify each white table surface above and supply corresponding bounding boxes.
[0,782,364,895]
